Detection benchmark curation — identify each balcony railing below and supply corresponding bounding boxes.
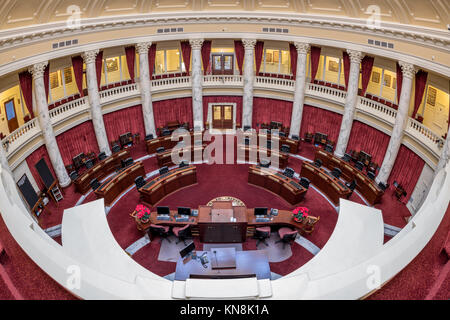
[151,76,191,91]
[306,83,347,104]
[49,96,89,126]
[203,74,243,87]
[406,118,445,155]
[99,83,139,104]
[1,118,41,158]
[357,96,398,125]
[255,76,295,91]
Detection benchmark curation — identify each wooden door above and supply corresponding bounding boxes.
[4,99,19,133]
[212,105,233,129]
[212,54,234,75]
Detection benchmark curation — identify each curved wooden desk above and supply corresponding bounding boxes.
[238,145,289,168]
[74,150,129,194]
[300,162,352,206]
[146,131,203,154]
[138,165,197,206]
[248,165,306,205]
[94,161,145,206]
[156,144,207,167]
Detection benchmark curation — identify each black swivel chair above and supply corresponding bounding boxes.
[112,144,120,153]
[378,182,389,191]
[331,167,342,179]
[342,153,352,162]
[156,147,165,153]
[355,161,364,171]
[161,128,171,136]
[283,167,295,178]
[291,135,299,141]
[346,179,357,194]
[172,225,192,245]
[254,226,271,247]
[244,137,250,145]
[159,166,169,175]
[276,228,298,250]
[279,132,286,137]
[281,144,290,153]
[121,157,133,168]
[149,225,171,244]
[145,134,154,141]
[90,178,100,191]
[179,161,188,168]
[243,125,251,132]
[259,160,270,168]
[324,144,334,153]
[98,152,107,161]
[266,140,272,149]
[299,177,310,189]
[134,176,146,189]
[85,159,94,169]
[69,171,78,181]
[313,158,322,168]
[367,171,376,181]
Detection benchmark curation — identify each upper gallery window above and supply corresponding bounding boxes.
[262,49,290,74]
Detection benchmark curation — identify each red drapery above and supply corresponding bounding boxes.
[26,145,56,191]
[125,46,136,83]
[180,41,191,76]
[153,98,193,130]
[310,46,321,83]
[44,63,50,101]
[203,96,243,127]
[234,40,244,75]
[56,121,99,166]
[396,62,403,104]
[299,105,342,143]
[345,120,390,166]
[412,70,428,119]
[388,145,425,203]
[360,56,374,96]
[251,98,293,129]
[103,105,145,143]
[201,40,212,75]
[254,41,264,75]
[148,44,157,78]
[95,51,103,89]
[19,71,34,118]
[71,56,84,97]
[289,43,298,78]
[343,51,350,89]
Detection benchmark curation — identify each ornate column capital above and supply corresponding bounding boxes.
[346,49,363,64]
[28,61,48,80]
[294,42,310,54]
[136,42,152,55]
[398,61,416,79]
[189,39,204,50]
[242,39,257,50]
[82,49,100,64]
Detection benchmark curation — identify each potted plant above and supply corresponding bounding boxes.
[292,207,309,223]
[135,204,151,223]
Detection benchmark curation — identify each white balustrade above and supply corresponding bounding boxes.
[1,117,41,157]
[203,74,243,86]
[49,96,90,125]
[254,76,295,91]
[305,83,347,104]
[405,118,445,154]
[151,76,191,91]
[99,83,139,104]
[357,96,397,125]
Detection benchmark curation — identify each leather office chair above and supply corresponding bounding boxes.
[254,226,271,247]
[134,176,146,189]
[243,125,251,132]
[244,137,250,145]
[331,167,342,179]
[159,166,169,175]
[324,144,334,153]
[145,134,154,141]
[279,132,286,137]
[98,152,107,161]
[172,224,192,245]
[90,178,100,191]
[367,171,376,180]
[112,144,120,153]
[291,134,299,141]
[259,160,270,168]
[299,177,310,189]
[281,144,290,153]
[342,153,352,162]
[149,224,171,243]
[162,129,171,136]
[346,179,357,193]
[378,182,389,191]
[85,159,94,169]
[156,147,165,153]
[69,171,78,181]
[313,158,322,168]
[121,157,133,168]
[355,161,364,171]
[283,167,295,178]
[179,161,188,168]
[276,228,298,249]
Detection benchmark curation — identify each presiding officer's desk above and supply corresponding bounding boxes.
[156,144,207,168]
[74,150,129,194]
[248,165,307,205]
[300,161,352,206]
[237,144,289,168]
[94,161,145,206]
[314,149,383,205]
[138,165,197,206]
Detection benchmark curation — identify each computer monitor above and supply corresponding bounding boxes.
[177,207,191,216]
[156,206,170,215]
[179,241,195,259]
[254,207,268,216]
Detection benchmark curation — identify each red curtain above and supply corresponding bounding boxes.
[203,96,243,127]
[180,41,191,76]
[388,145,425,203]
[44,63,50,101]
[71,56,84,97]
[95,51,103,89]
[310,46,321,83]
[345,121,390,166]
[289,43,298,78]
[343,51,350,89]
[201,40,212,75]
[125,46,136,83]
[148,44,157,78]
[103,105,145,144]
[360,56,374,96]
[299,105,342,143]
[26,145,56,191]
[254,41,264,75]
[234,40,244,75]
[56,121,99,166]
[19,71,34,118]
[412,70,428,119]
[396,62,403,104]
[153,98,193,130]
[252,98,293,129]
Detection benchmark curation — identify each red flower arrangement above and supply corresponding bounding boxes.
[135,204,151,222]
[292,207,309,223]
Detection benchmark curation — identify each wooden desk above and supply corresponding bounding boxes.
[146,131,203,154]
[133,209,198,231]
[237,144,289,168]
[94,161,145,206]
[138,166,197,206]
[314,149,383,205]
[300,162,352,206]
[156,144,206,168]
[256,133,299,153]
[248,165,307,205]
[74,150,129,194]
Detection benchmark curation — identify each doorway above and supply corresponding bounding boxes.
[4,99,19,133]
[212,105,233,129]
[211,54,234,75]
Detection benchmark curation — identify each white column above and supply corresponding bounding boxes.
[0,143,11,176]
[82,50,111,156]
[189,39,204,131]
[242,39,257,129]
[136,42,157,137]
[334,49,363,158]
[29,62,71,187]
[289,42,310,138]
[435,128,450,175]
[376,61,416,185]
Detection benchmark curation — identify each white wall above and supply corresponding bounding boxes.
[407,163,435,215]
